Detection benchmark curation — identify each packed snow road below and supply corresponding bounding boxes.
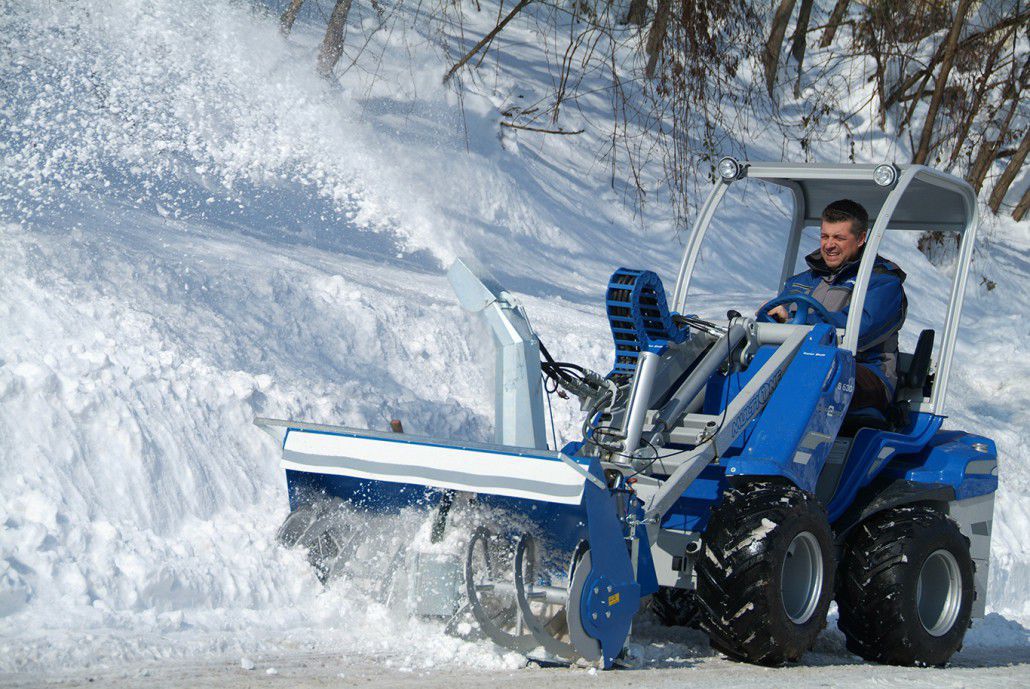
[3,641,1029,689]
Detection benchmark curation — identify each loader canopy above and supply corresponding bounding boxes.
[672,161,978,417]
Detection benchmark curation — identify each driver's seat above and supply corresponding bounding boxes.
[839,329,935,436]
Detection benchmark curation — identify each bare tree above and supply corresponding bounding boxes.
[625,0,648,27]
[317,0,355,78]
[443,0,533,83]
[945,27,1014,171]
[848,1,1027,211]
[988,129,1030,213]
[819,0,850,48]
[280,0,305,36]
[1013,185,1030,222]
[912,0,974,164]
[764,0,798,96]
[645,0,672,78]
[431,0,1025,228]
[789,0,814,65]
[968,76,1023,194]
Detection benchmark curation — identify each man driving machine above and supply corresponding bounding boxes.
[764,199,907,413]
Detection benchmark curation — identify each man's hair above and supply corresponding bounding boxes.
[821,199,869,236]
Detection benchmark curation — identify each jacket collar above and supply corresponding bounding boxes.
[804,246,866,282]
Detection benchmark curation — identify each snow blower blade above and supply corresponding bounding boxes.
[255,417,641,668]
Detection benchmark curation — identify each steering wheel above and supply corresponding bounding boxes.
[756,293,834,325]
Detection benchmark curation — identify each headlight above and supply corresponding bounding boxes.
[874,163,898,187]
[718,157,741,182]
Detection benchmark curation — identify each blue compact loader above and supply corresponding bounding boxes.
[256,162,996,669]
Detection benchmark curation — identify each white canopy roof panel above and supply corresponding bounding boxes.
[744,162,976,232]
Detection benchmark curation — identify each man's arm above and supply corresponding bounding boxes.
[762,275,807,323]
[805,274,905,349]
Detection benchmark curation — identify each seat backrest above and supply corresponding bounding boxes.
[894,329,935,402]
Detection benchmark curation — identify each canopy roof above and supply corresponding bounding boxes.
[743,162,977,233]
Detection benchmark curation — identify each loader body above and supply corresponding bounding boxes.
[259,161,997,668]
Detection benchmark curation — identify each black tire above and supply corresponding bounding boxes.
[650,586,701,628]
[837,505,974,667]
[696,479,835,666]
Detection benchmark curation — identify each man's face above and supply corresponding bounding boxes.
[820,219,865,270]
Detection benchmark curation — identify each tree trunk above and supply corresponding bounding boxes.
[1013,184,1030,222]
[946,29,1012,170]
[645,0,671,79]
[280,0,305,36]
[967,85,1021,193]
[317,0,354,79]
[988,128,1030,213]
[764,0,799,97]
[790,0,814,65]
[625,0,648,26]
[819,0,850,48]
[912,0,974,164]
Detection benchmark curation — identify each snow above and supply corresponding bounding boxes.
[0,0,1027,681]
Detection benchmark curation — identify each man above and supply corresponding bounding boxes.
[766,199,906,413]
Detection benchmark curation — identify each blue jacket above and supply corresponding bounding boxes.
[778,249,907,397]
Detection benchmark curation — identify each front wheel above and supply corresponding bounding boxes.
[696,480,835,665]
[836,505,974,666]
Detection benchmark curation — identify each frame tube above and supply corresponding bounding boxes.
[672,181,730,312]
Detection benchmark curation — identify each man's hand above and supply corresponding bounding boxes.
[767,305,789,323]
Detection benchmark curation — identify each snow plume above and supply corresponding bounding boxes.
[0,0,464,261]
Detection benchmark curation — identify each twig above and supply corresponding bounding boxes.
[499,121,584,135]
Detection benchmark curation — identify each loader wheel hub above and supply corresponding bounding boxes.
[780,531,824,625]
[917,549,962,637]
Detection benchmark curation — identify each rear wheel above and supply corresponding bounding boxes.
[837,505,974,666]
[696,480,835,666]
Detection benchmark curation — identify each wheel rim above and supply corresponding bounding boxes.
[780,531,824,625]
[917,549,963,637]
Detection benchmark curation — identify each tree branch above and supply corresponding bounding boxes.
[499,121,584,135]
[443,0,533,83]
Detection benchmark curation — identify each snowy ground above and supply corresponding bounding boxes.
[0,0,1027,684]
[3,641,1030,689]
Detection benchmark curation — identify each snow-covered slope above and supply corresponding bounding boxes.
[0,0,1026,674]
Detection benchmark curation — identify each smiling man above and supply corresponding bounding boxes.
[765,199,907,413]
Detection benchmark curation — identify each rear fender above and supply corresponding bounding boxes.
[834,431,998,618]
[882,431,998,500]
[885,430,998,619]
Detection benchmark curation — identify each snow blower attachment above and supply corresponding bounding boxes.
[258,161,998,669]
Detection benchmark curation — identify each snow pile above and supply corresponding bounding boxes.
[0,0,1026,674]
